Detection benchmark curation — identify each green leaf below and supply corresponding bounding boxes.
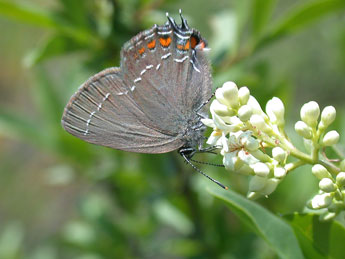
[251,0,277,38]
[0,1,98,45]
[284,213,345,259]
[257,0,345,49]
[207,187,304,259]
[24,34,86,67]
[0,0,58,28]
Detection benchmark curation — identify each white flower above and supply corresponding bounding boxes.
[274,167,286,179]
[247,96,268,119]
[266,97,285,126]
[300,101,320,128]
[238,131,259,151]
[322,130,339,146]
[206,130,223,146]
[210,110,241,132]
[294,121,313,139]
[259,178,280,196]
[222,131,259,171]
[210,99,235,117]
[336,172,345,187]
[252,162,270,177]
[319,178,336,193]
[238,86,250,105]
[272,147,287,163]
[311,164,332,180]
[249,176,268,192]
[215,81,239,109]
[250,114,273,134]
[238,105,253,122]
[310,193,333,209]
[319,106,336,129]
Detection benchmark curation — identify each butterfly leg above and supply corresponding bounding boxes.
[178,147,228,189]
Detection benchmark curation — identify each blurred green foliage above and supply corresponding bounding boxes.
[0,0,345,258]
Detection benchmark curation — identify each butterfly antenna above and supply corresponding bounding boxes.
[196,92,215,119]
[190,158,225,167]
[180,152,228,190]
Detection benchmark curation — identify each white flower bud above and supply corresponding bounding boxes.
[322,130,339,146]
[265,97,285,126]
[310,193,333,209]
[215,81,239,109]
[238,105,253,122]
[247,96,267,119]
[238,86,250,105]
[336,172,345,187]
[250,114,272,134]
[312,164,332,180]
[300,101,320,127]
[319,106,336,129]
[252,162,270,177]
[249,175,267,192]
[272,147,287,163]
[319,178,336,193]
[259,178,280,196]
[274,167,286,179]
[294,121,313,139]
[211,100,234,117]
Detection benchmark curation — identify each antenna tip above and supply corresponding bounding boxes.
[166,12,169,17]
[179,9,182,14]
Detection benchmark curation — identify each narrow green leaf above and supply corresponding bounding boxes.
[284,213,345,259]
[24,34,86,67]
[0,1,98,45]
[208,187,304,259]
[257,0,345,49]
[251,0,277,38]
[0,0,59,28]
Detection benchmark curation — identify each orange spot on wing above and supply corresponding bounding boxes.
[147,39,156,50]
[191,36,198,49]
[159,37,171,47]
[138,47,145,55]
[184,40,190,50]
[177,40,190,51]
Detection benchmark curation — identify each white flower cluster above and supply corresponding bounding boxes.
[201,81,289,199]
[308,165,345,221]
[202,81,344,220]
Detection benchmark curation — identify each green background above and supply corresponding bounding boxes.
[0,0,345,258]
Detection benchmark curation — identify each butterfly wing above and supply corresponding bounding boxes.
[62,14,212,153]
[120,23,212,136]
[61,67,184,153]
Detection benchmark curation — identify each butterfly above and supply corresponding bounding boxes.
[61,10,226,189]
